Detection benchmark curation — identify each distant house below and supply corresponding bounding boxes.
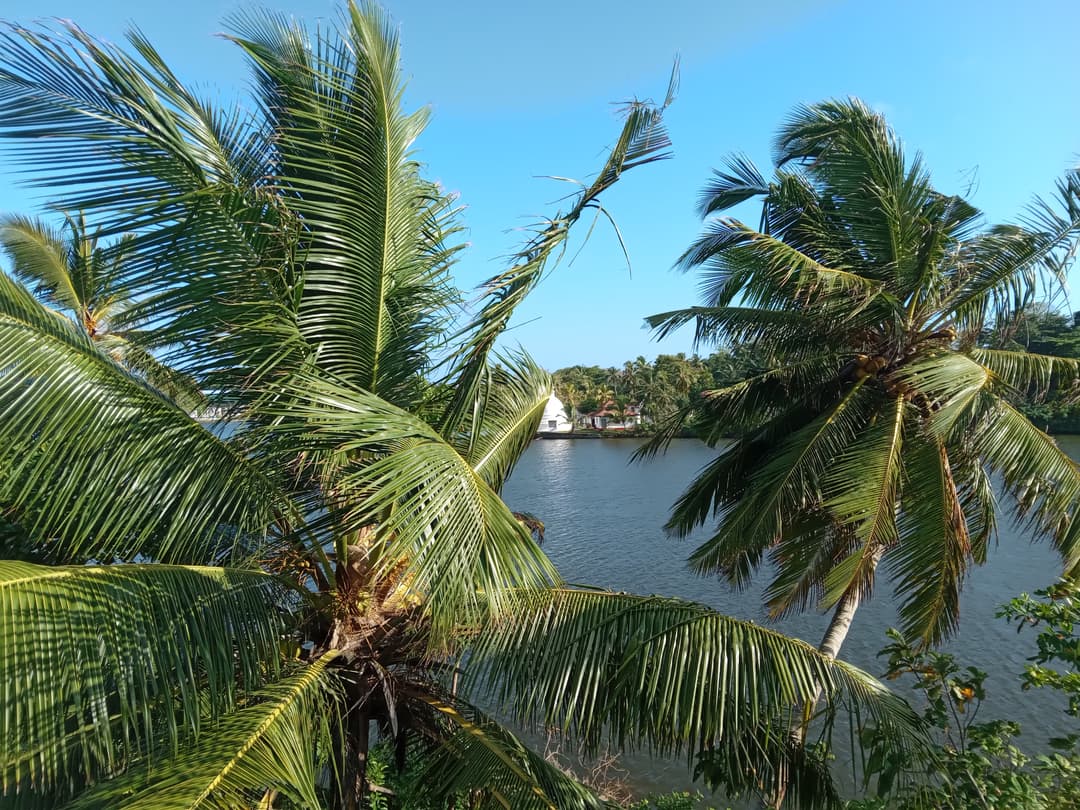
[538,393,574,433]
[583,402,642,430]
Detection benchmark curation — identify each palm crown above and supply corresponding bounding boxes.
[0,14,925,810]
[648,99,1080,651]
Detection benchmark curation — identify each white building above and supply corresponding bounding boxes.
[538,393,573,433]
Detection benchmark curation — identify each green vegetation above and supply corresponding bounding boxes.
[993,306,1080,433]
[848,582,1080,809]
[642,99,1080,804]
[553,348,768,427]
[0,5,926,810]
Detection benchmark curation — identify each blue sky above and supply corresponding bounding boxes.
[1,0,1078,370]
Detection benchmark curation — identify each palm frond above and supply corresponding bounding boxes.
[63,653,340,810]
[974,398,1080,570]
[684,381,874,581]
[451,351,552,492]
[946,172,1080,334]
[260,372,559,638]
[0,562,287,802]
[438,65,677,434]
[0,214,83,316]
[819,395,907,608]
[889,437,971,645]
[676,220,884,315]
[466,588,926,774]
[969,347,1080,403]
[697,153,770,216]
[227,2,463,403]
[413,698,611,810]
[0,272,284,563]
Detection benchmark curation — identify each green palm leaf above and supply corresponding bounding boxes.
[261,373,559,637]
[683,380,874,581]
[890,436,971,644]
[451,351,553,492]
[439,66,677,434]
[414,698,611,810]
[820,394,906,607]
[467,588,925,787]
[63,653,339,810]
[0,562,287,802]
[228,2,462,404]
[0,272,285,563]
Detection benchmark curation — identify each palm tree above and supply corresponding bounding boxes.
[0,212,205,409]
[647,98,1080,672]
[0,16,924,808]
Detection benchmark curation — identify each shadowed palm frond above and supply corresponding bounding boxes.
[413,698,611,810]
[819,395,907,608]
[0,562,289,804]
[684,380,875,582]
[697,152,770,216]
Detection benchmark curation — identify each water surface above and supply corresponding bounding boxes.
[502,436,1080,799]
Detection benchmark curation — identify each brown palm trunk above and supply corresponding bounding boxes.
[343,704,371,810]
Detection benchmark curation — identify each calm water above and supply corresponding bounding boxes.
[502,436,1080,800]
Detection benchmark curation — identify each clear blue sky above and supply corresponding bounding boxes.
[1,0,1078,370]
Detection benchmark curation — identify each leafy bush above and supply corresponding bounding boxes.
[851,582,1080,809]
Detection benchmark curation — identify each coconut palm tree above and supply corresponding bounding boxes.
[0,212,205,409]
[647,97,1080,669]
[0,15,924,809]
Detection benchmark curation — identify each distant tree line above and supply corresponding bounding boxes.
[551,348,769,428]
[553,306,1080,435]
[993,306,1080,433]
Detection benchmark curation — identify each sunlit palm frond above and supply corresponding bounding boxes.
[947,173,1080,334]
[467,588,925,779]
[0,214,84,316]
[973,398,1080,570]
[0,273,284,563]
[451,351,552,492]
[775,98,936,290]
[890,436,971,645]
[228,2,463,404]
[970,347,1080,403]
[63,653,340,810]
[676,219,884,315]
[0,16,306,399]
[0,562,288,803]
[439,66,677,434]
[261,373,559,638]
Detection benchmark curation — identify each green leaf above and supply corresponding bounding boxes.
[467,588,926,768]
[0,562,287,801]
[414,698,611,810]
[64,653,340,810]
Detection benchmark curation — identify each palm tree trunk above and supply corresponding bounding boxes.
[768,549,882,808]
[817,585,862,662]
[345,704,371,810]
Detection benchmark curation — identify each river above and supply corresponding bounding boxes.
[501,435,1080,802]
